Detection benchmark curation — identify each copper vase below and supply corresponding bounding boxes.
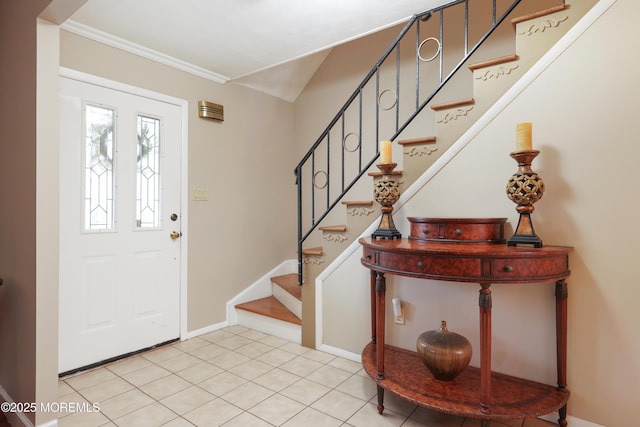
[416,320,472,381]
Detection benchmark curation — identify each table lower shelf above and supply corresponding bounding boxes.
[362,342,568,421]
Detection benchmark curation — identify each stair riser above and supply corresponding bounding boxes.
[401,143,440,191]
[433,104,477,144]
[301,257,326,286]
[515,9,572,68]
[235,310,301,344]
[344,205,377,233]
[320,233,352,260]
[472,62,523,107]
[272,283,302,319]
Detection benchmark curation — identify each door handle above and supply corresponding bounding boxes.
[170,231,182,240]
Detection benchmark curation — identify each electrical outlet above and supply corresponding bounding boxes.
[392,297,405,325]
[192,188,208,201]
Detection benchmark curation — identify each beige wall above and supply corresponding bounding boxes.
[309,0,637,425]
[59,31,298,333]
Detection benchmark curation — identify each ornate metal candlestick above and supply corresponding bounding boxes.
[506,150,545,247]
[372,163,402,240]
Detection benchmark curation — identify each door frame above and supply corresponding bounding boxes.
[59,67,189,340]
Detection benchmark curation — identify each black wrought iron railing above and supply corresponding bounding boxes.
[295,0,532,286]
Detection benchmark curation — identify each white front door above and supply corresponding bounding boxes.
[59,76,183,373]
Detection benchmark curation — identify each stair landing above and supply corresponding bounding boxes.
[235,296,301,325]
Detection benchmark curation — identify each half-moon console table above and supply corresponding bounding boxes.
[359,235,573,426]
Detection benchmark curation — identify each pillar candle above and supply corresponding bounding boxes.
[515,122,533,151]
[380,140,392,164]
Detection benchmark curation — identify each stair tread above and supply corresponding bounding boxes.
[468,54,519,71]
[511,4,568,27]
[431,98,475,111]
[271,273,302,300]
[302,246,323,256]
[319,225,347,232]
[342,200,374,206]
[236,296,301,325]
[397,136,437,146]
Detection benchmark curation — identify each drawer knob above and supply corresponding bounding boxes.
[422,227,429,235]
[417,261,425,268]
[503,265,514,273]
[455,229,462,236]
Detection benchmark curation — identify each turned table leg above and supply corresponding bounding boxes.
[556,280,569,427]
[376,385,385,415]
[375,272,386,413]
[479,283,492,414]
[370,270,377,344]
[375,272,386,380]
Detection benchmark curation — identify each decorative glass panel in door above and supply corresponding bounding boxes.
[137,114,161,229]
[84,104,115,231]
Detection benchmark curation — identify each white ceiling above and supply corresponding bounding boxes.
[64,0,449,101]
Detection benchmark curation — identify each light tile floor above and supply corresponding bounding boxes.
[56,326,559,427]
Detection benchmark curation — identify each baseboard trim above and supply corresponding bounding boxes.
[183,320,229,340]
[317,344,361,363]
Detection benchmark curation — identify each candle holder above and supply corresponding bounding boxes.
[372,163,402,240]
[506,150,545,247]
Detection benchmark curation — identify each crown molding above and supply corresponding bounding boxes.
[61,20,230,84]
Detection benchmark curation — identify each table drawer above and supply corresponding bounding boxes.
[378,252,482,279]
[408,217,506,243]
[491,256,569,280]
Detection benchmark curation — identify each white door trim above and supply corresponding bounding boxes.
[59,67,189,340]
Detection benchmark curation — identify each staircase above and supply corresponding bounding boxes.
[234,0,598,346]
[235,273,302,343]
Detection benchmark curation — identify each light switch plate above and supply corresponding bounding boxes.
[192,188,208,201]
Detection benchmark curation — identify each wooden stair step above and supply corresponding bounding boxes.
[271,273,301,300]
[342,200,374,207]
[319,225,347,232]
[511,4,568,28]
[468,54,519,71]
[431,98,475,112]
[397,136,436,146]
[235,296,301,325]
[302,246,323,256]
